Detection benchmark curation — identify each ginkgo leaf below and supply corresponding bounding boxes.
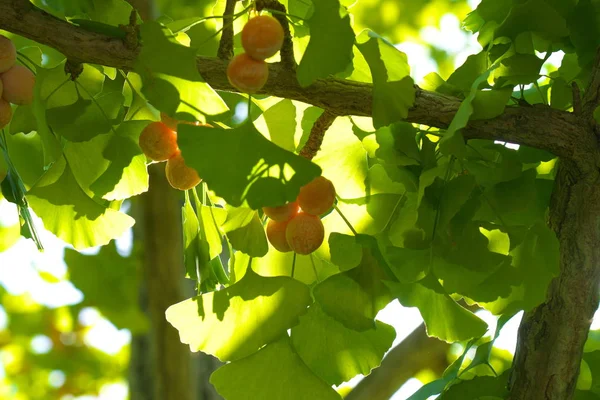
[27,157,134,250]
[166,268,311,361]
[177,122,321,209]
[297,0,355,87]
[210,336,341,400]
[291,304,395,385]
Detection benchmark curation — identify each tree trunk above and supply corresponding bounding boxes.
[131,163,195,400]
[508,160,600,399]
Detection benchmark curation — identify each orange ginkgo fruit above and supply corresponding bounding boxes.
[285,212,325,255]
[263,201,299,222]
[227,53,269,94]
[138,121,179,162]
[166,150,201,191]
[1,65,35,105]
[266,219,292,252]
[297,176,336,216]
[0,98,12,129]
[0,35,16,74]
[242,15,284,61]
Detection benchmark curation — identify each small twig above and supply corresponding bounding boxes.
[64,59,83,80]
[299,110,337,159]
[119,10,140,50]
[217,0,238,60]
[572,81,583,115]
[256,0,296,69]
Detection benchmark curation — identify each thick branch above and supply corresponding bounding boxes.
[0,0,595,167]
[345,324,450,400]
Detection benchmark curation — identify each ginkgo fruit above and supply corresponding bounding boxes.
[166,150,201,191]
[285,212,325,255]
[160,112,179,131]
[227,53,269,93]
[266,219,292,252]
[1,65,35,105]
[138,121,179,162]
[0,98,12,129]
[263,201,299,222]
[297,176,336,216]
[242,15,284,61]
[0,35,16,74]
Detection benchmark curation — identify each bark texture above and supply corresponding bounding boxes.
[135,163,194,400]
[508,159,600,400]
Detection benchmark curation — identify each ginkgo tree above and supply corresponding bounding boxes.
[0,0,599,399]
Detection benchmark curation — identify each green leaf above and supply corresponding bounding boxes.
[375,122,420,166]
[297,0,355,87]
[551,77,574,110]
[471,88,513,120]
[314,243,393,331]
[210,336,341,400]
[166,268,312,361]
[495,0,569,42]
[494,53,544,86]
[386,274,488,342]
[446,52,489,93]
[356,30,415,128]
[64,121,150,200]
[226,211,269,257]
[383,247,430,283]
[438,371,510,399]
[65,242,148,333]
[329,233,363,271]
[27,157,134,249]
[177,122,321,209]
[136,21,203,81]
[568,0,600,70]
[261,99,297,152]
[142,73,228,118]
[46,91,123,142]
[312,117,369,199]
[9,105,37,135]
[291,304,396,385]
[182,196,210,281]
[440,67,497,157]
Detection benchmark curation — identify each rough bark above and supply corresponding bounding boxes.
[0,0,591,162]
[345,324,450,400]
[508,159,600,400]
[134,163,195,400]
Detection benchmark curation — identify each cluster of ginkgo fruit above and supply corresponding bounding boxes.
[138,114,211,191]
[0,35,36,129]
[264,176,336,255]
[227,13,284,93]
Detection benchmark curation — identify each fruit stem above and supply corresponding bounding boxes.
[334,205,358,236]
[291,252,297,278]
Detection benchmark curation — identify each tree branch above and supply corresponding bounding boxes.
[345,324,450,400]
[0,0,595,167]
[216,0,237,60]
[299,110,337,159]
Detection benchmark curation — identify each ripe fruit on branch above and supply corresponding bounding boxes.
[0,35,16,74]
[297,176,336,216]
[138,121,178,162]
[285,212,325,255]
[263,201,299,222]
[242,15,284,61]
[0,98,11,129]
[266,219,292,252]
[1,65,35,105]
[166,150,201,191]
[227,53,269,93]
[160,112,179,131]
